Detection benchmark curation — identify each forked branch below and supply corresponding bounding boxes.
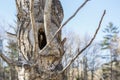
[59,10,106,73]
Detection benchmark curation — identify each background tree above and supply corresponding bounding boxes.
[100,22,120,80]
[101,22,119,60]
[6,39,18,80]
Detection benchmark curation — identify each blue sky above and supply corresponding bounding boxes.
[61,0,120,41]
[0,0,120,41]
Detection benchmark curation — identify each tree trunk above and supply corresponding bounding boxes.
[10,65,17,80]
[91,70,94,80]
[83,57,88,80]
[15,0,65,80]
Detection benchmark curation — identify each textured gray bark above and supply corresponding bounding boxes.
[15,0,65,80]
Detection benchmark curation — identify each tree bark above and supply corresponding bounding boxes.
[15,0,65,80]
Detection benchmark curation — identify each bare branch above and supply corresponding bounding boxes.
[30,0,38,59]
[39,0,90,55]
[59,10,106,73]
[0,52,17,66]
[6,32,17,38]
[15,0,20,12]
[61,37,67,46]
[44,0,53,43]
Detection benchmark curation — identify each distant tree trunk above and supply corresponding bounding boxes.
[10,65,17,80]
[91,70,94,80]
[110,51,113,80]
[83,57,88,80]
[15,0,65,80]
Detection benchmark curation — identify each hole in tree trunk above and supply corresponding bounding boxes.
[38,28,47,50]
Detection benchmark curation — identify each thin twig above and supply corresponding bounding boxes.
[39,0,90,55]
[59,10,106,73]
[0,53,17,66]
[6,32,17,38]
